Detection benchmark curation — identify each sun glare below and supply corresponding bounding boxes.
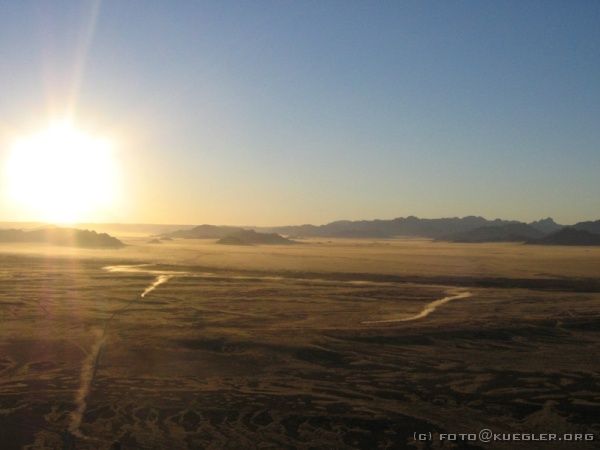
[5,122,120,224]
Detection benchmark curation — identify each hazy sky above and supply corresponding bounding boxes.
[1,1,599,225]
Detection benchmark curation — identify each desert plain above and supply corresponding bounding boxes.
[0,238,599,449]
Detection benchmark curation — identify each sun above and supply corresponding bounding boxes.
[5,122,120,224]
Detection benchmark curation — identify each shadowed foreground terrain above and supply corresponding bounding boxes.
[0,241,599,449]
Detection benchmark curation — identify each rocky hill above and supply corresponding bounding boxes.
[0,228,124,248]
[217,230,295,246]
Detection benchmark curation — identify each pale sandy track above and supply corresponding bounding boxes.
[363,290,472,324]
[69,265,185,438]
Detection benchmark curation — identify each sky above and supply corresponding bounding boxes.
[0,0,599,226]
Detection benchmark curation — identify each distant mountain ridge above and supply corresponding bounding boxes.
[434,219,600,245]
[528,217,562,234]
[572,220,600,235]
[267,216,521,239]
[167,216,521,240]
[528,227,600,246]
[164,216,600,244]
[166,224,245,239]
[438,223,544,243]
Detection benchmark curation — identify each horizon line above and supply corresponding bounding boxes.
[1,214,598,229]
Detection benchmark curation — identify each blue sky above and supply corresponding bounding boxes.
[1,1,599,225]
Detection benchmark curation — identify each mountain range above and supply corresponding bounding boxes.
[164,216,600,246]
[529,227,600,246]
[265,216,571,239]
[2,217,598,247]
[436,223,545,243]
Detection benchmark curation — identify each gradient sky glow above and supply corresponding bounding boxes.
[1,0,599,225]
